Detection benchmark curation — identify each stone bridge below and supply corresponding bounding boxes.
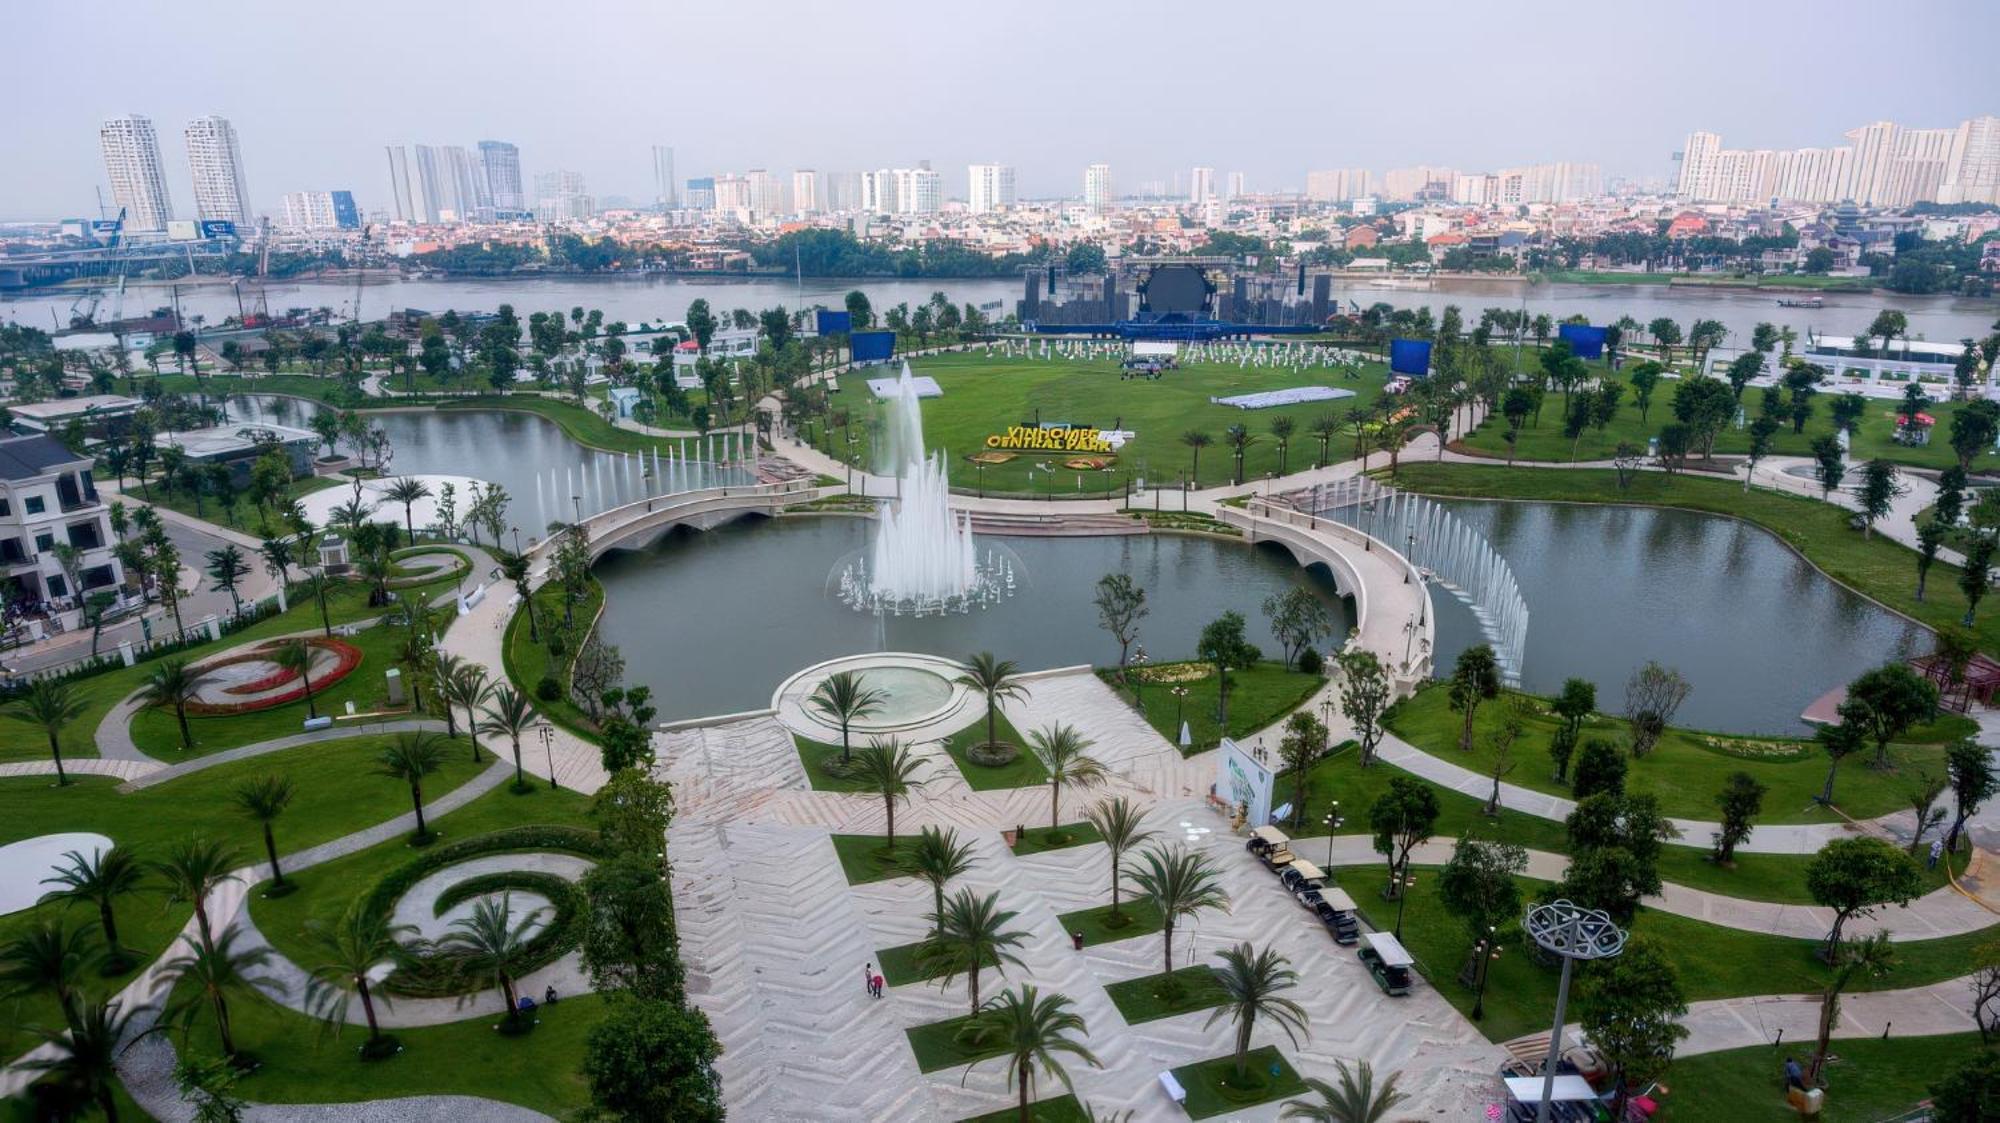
[527,480,830,573]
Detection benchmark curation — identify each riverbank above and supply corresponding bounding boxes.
[1534,269,1878,291]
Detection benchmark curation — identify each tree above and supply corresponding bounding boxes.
[1724,351,1764,399]
[383,476,433,540]
[853,738,928,849]
[1744,416,1780,492]
[1481,696,1525,815]
[1646,317,1682,364]
[203,544,252,617]
[1624,661,1690,757]
[141,659,213,751]
[1548,677,1595,782]
[909,826,980,937]
[1369,777,1440,896]
[1436,836,1526,955]
[477,684,538,791]
[1263,587,1332,670]
[443,661,495,762]
[272,638,321,720]
[684,298,718,354]
[1446,645,1500,751]
[1962,534,1996,626]
[1336,649,1392,766]
[174,1052,248,1123]
[1093,573,1148,673]
[1711,772,1767,866]
[1945,738,1999,853]
[1558,792,1677,921]
[1205,942,1310,1083]
[0,920,98,1029]
[1028,723,1107,834]
[956,653,1028,754]
[1181,429,1212,485]
[232,774,295,890]
[1628,363,1661,422]
[919,888,1029,1015]
[374,732,446,841]
[843,290,873,330]
[582,996,725,1122]
[1817,700,1869,804]
[1570,738,1628,801]
[959,985,1103,1123]
[577,854,683,1002]
[1856,459,1902,539]
[1081,797,1154,925]
[39,846,145,971]
[806,669,885,766]
[1845,662,1939,768]
[592,768,677,870]
[16,997,144,1123]
[1279,1061,1408,1123]
[151,836,241,956]
[301,900,417,1052]
[1224,423,1258,484]
[1196,612,1261,729]
[1916,519,1949,600]
[1276,710,1330,827]
[1672,375,1736,458]
[1950,400,2000,472]
[1810,933,1895,1085]
[7,678,88,785]
[1805,837,1921,956]
[1128,845,1229,978]
[437,894,545,1018]
[1576,936,1689,1121]
[156,928,285,1059]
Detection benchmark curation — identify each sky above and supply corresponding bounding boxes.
[3,0,1996,222]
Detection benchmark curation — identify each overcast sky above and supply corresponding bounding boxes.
[4,0,1994,221]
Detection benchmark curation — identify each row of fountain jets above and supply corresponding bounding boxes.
[532,431,754,532]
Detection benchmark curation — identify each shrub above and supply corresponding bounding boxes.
[1297,647,1324,676]
[389,870,587,997]
[536,675,563,702]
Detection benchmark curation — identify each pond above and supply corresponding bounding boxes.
[1428,499,1930,735]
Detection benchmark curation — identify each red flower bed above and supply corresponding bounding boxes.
[185,637,365,716]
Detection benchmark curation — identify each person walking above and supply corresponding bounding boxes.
[1784,1056,1807,1092]
[1930,838,1944,870]
[864,963,875,996]
[872,971,885,998]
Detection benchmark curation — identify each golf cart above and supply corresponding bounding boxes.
[1304,886,1361,944]
[1358,931,1414,996]
[1246,826,1297,871]
[1278,859,1326,894]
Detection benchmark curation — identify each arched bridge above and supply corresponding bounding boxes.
[527,480,830,576]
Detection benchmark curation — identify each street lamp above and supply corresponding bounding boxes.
[1170,685,1190,738]
[1323,801,1343,868]
[571,494,584,526]
[1524,900,1628,1123]
[1131,646,1150,707]
[1391,870,1417,940]
[1470,924,1503,1021]
[535,721,560,790]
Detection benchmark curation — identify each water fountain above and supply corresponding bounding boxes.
[837,363,1014,616]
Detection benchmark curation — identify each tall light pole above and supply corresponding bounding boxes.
[1524,900,1627,1123]
[1323,801,1342,868]
[536,721,560,790]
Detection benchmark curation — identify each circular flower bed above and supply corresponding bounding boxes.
[185,636,364,715]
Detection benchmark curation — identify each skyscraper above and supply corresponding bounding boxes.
[1189,166,1215,205]
[1226,172,1247,199]
[1083,164,1113,212]
[532,171,593,222]
[184,116,251,225]
[967,164,1016,214]
[652,146,677,208]
[385,146,419,222]
[99,115,173,231]
[480,140,523,214]
[1941,116,2000,205]
[413,145,448,222]
[745,169,785,215]
[792,169,821,214]
[440,145,486,220]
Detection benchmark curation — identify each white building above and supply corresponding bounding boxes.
[712,174,753,217]
[791,169,821,214]
[1226,171,1247,199]
[99,115,173,232]
[282,191,337,230]
[745,169,785,216]
[533,170,593,222]
[1307,168,1374,202]
[1189,166,1216,205]
[967,163,1015,214]
[1083,163,1113,212]
[652,145,677,208]
[184,116,251,226]
[0,435,124,608]
[481,140,524,214]
[1941,116,2000,205]
[385,145,422,223]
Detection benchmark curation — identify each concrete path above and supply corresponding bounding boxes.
[118,719,449,790]
[0,758,161,782]
[1678,975,1984,1057]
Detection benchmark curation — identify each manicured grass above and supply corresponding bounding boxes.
[792,735,875,793]
[1660,1033,1986,1122]
[940,711,1046,790]
[1008,821,1104,857]
[829,832,918,885]
[1392,463,2000,658]
[153,372,367,407]
[1056,898,1166,948]
[957,1093,1088,1123]
[436,394,691,454]
[1099,661,1325,755]
[877,937,999,986]
[1104,964,1229,1024]
[1171,1046,1309,1119]
[502,574,601,739]
[906,1011,1011,1073]
[1384,682,1947,823]
[136,472,342,537]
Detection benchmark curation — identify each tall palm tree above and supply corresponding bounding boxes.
[302,900,418,1051]
[383,476,434,540]
[1129,845,1230,977]
[1207,942,1311,1082]
[437,894,546,1018]
[0,920,100,1029]
[140,658,213,751]
[1269,416,1296,475]
[204,545,251,617]
[806,669,885,765]
[40,846,146,970]
[232,774,296,889]
[956,652,1028,753]
[1027,723,1108,834]
[17,998,143,1123]
[478,684,538,791]
[1281,1061,1410,1122]
[960,985,1103,1123]
[150,836,242,956]
[156,928,286,1059]
[258,534,296,592]
[1224,424,1258,485]
[443,662,494,762]
[6,678,88,784]
[1309,414,1340,469]
[374,733,446,841]
[853,738,928,849]
[1082,796,1155,924]
[910,826,979,936]
[919,888,1030,1015]
[1181,429,1212,487]
[430,650,465,735]
[270,639,320,720]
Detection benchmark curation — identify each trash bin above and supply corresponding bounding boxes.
[1072,931,1084,951]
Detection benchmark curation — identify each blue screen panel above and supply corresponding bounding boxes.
[1558,323,1608,360]
[816,309,852,335]
[1389,338,1432,376]
[850,330,896,363]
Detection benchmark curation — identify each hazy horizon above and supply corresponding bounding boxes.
[3,0,1995,221]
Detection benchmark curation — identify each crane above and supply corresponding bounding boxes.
[350,223,372,323]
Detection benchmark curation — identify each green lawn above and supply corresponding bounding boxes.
[1660,1033,1987,1122]
[1056,898,1165,949]
[906,1012,1011,1073]
[1008,821,1104,857]
[502,574,602,739]
[940,711,1046,790]
[1104,965,1229,1024]
[1384,683,1954,823]
[792,735,876,792]
[134,472,342,538]
[153,372,367,407]
[829,832,918,885]
[1099,661,1325,755]
[1170,1046,1309,1119]
[877,938,1000,987]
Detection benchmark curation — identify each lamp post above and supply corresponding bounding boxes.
[1470,924,1502,1021]
[535,721,559,790]
[1131,646,1150,707]
[571,494,584,527]
[1323,801,1343,868]
[1170,685,1189,737]
[1391,870,1417,940]
[1524,900,1628,1123]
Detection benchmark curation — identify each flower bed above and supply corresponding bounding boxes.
[185,637,365,715]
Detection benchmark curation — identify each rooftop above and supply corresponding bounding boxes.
[0,434,88,481]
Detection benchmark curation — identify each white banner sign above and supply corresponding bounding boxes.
[1216,737,1275,827]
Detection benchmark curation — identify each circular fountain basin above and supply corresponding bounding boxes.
[772,652,976,739]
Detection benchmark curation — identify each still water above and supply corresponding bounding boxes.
[1428,500,1930,735]
[593,517,1354,722]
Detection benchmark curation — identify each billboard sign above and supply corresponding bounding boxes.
[199,220,238,240]
[166,220,200,242]
[850,330,896,364]
[1557,323,1608,360]
[1389,338,1432,377]
[1215,738,1275,828]
[815,309,852,335]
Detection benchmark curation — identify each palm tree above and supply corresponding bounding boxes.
[6,678,88,784]
[40,846,146,970]
[960,985,1104,1123]
[17,998,143,1123]
[151,836,242,956]
[1181,430,1212,487]
[302,900,418,1052]
[806,669,885,765]
[383,476,434,540]
[1309,414,1340,469]
[258,534,296,594]
[1082,796,1155,924]
[1269,416,1296,475]
[430,650,465,736]
[443,662,495,762]
[271,639,320,719]
[478,684,538,791]
[909,826,979,936]
[156,928,286,1059]
[1027,723,1108,835]
[374,733,446,841]
[853,738,928,849]
[437,894,546,1019]
[232,774,296,890]
[1207,942,1311,1082]
[0,920,100,1029]
[204,544,251,617]
[956,652,1028,753]
[1129,845,1231,977]
[920,888,1030,1015]
[1224,424,1258,485]
[1281,1061,1410,1122]
[140,658,212,751]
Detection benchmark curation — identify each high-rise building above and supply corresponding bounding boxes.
[712,174,753,216]
[1675,130,1722,199]
[441,145,486,221]
[685,177,717,211]
[329,190,359,229]
[967,163,1016,213]
[282,191,338,230]
[791,170,821,214]
[1844,121,1899,205]
[1379,166,1449,201]
[532,171,592,222]
[1226,171,1247,199]
[184,116,251,225]
[895,166,941,214]
[1083,164,1113,212]
[1189,166,1216,205]
[1306,169,1374,202]
[385,146,420,222]
[745,169,785,215]
[479,141,523,214]
[652,146,677,208]
[413,145,448,222]
[1941,116,2000,205]
[99,115,173,232]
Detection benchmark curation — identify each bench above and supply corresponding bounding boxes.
[301,715,334,732]
[1158,1070,1187,1105]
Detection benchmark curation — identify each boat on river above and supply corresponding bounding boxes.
[1776,295,1825,308]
